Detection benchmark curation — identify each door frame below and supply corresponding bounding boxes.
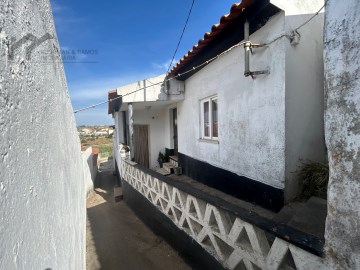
[171,107,178,156]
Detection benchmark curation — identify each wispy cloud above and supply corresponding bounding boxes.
[50,0,86,34]
[69,77,126,105]
[69,72,160,105]
[70,72,160,125]
[51,0,66,13]
[70,77,132,126]
[152,58,179,71]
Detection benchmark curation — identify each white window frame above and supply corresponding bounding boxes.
[200,95,218,140]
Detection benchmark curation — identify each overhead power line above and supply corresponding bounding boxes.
[74,4,325,114]
[74,41,246,114]
[165,0,196,76]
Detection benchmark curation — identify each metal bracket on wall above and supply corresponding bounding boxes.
[244,21,269,79]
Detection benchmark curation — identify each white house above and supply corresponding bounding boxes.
[109,0,326,211]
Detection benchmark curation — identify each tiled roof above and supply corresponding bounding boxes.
[169,0,254,77]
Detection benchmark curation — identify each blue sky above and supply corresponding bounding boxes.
[51,0,237,125]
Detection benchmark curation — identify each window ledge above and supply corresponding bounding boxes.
[198,138,219,144]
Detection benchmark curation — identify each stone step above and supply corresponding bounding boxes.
[156,168,171,176]
[163,162,175,174]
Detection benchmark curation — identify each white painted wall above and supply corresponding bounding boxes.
[178,13,287,189]
[0,1,86,269]
[82,147,97,197]
[177,3,325,196]
[113,103,177,169]
[117,74,166,103]
[271,0,324,16]
[284,12,326,201]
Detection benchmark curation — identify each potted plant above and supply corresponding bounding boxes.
[157,152,166,168]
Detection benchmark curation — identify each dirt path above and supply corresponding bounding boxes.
[86,162,191,270]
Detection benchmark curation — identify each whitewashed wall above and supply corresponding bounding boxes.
[284,12,325,201]
[178,13,287,189]
[0,0,86,269]
[177,3,325,195]
[114,102,176,168]
[82,147,96,197]
[271,0,324,16]
[117,74,166,103]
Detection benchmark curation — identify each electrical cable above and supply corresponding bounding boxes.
[265,1,326,45]
[74,41,245,114]
[165,0,195,76]
[145,78,157,86]
[74,3,325,114]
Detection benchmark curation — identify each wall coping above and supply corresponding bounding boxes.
[124,159,324,256]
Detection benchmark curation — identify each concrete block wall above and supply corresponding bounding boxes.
[0,1,86,269]
[118,157,326,270]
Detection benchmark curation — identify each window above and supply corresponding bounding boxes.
[201,96,218,139]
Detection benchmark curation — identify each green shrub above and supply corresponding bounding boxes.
[99,145,113,154]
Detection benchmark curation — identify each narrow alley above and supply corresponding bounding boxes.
[86,160,191,270]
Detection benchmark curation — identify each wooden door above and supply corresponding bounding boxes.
[133,125,150,168]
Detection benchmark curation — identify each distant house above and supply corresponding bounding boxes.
[109,0,326,211]
[94,131,108,136]
[79,128,92,136]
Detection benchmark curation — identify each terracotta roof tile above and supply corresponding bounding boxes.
[169,0,255,77]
